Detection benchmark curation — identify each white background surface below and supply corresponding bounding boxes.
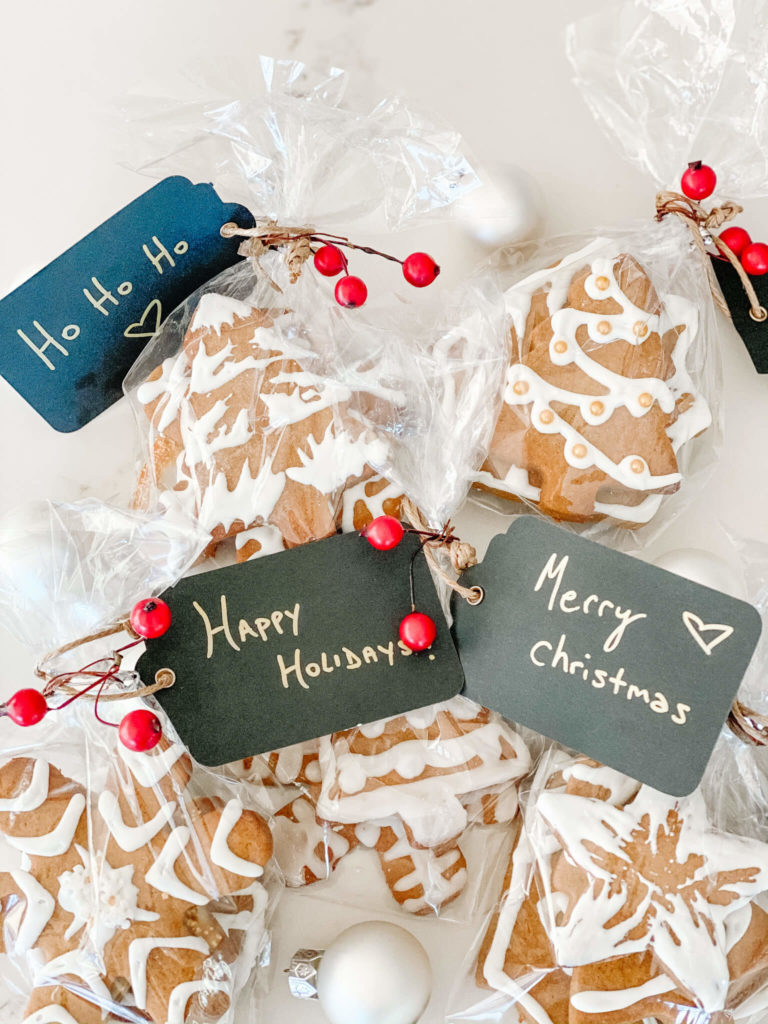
[0,2,767,1023]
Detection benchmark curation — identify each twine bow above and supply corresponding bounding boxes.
[34,621,176,703]
[655,191,767,322]
[402,498,482,604]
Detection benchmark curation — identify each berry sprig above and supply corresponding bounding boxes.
[362,514,473,652]
[221,221,439,310]
[1,598,172,752]
[313,239,439,308]
[680,161,768,278]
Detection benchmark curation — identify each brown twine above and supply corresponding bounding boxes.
[655,191,767,322]
[221,220,316,290]
[728,701,768,747]
[35,622,176,703]
[401,497,483,604]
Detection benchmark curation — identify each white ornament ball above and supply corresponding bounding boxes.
[652,548,746,599]
[454,163,542,248]
[316,921,432,1024]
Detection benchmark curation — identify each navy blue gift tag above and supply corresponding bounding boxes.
[0,176,253,432]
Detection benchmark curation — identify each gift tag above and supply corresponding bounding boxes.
[137,532,463,766]
[0,176,253,431]
[452,517,761,796]
[711,255,768,372]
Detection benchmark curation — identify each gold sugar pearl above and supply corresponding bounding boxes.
[539,409,554,425]
[589,400,605,416]
[633,321,649,338]
[512,380,529,396]
[595,276,610,291]
[630,458,645,474]
[572,443,588,459]
[638,392,653,408]
[553,340,568,354]
[597,320,611,335]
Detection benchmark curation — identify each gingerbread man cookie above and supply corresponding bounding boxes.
[0,733,273,1024]
[475,242,711,527]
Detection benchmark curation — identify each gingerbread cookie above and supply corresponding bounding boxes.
[135,293,391,555]
[316,696,531,849]
[475,243,711,526]
[0,733,273,1024]
[477,755,768,1023]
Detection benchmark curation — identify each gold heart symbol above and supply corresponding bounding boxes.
[682,611,734,657]
[123,298,162,341]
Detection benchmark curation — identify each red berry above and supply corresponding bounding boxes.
[335,276,367,308]
[314,244,345,277]
[741,242,768,276]
[719,226,752,258]
[6,689,47,727]
[130,598,172,639]
[399,612,437,652]
[364,515,405,551]
[119,709,162,751]
[402,252,440,288]
[680,161,716,201]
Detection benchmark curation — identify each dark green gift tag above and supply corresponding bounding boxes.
[452,518,762,796]
[711,255,768,373]
[0,176,252,432]
[138,532,464,766]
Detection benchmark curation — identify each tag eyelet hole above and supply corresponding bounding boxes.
[155,668,176,688]
[466,586,485,606]
[750,305,767,323]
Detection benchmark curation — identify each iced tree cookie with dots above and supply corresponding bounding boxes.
[134,294,397,558]
[477,754,768,1023]
[475,241,711,526]
[0,733,274,1024]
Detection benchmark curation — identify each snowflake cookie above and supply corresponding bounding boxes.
[0,734,273,1024]
[477,754,768,1024]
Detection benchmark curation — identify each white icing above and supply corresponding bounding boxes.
[235,523,285,558]
[490,246,712,521]
[190,293,255,335]
[354,821,382,848]
[9,869,54,953]
[285,426,387,493]
[58,844,158,953]
[38,950,112,1004]
[128,935,209,1009]
[213,881,268,933]
[118,741,185,788]
[317,698,530,847]
[6,794,85,856]
[272,797,351,886]
[0,760,49,812]
[537,784,768,1013]
[167,979,229,1024]
[340,477,403,533]
[482,830,555,1024]
[210,799,264,877]
[381,825,467,913]
[144,826,208,905]
[570,973,676,1013]
[22,1009,80,1024]
[98,791,176,852]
